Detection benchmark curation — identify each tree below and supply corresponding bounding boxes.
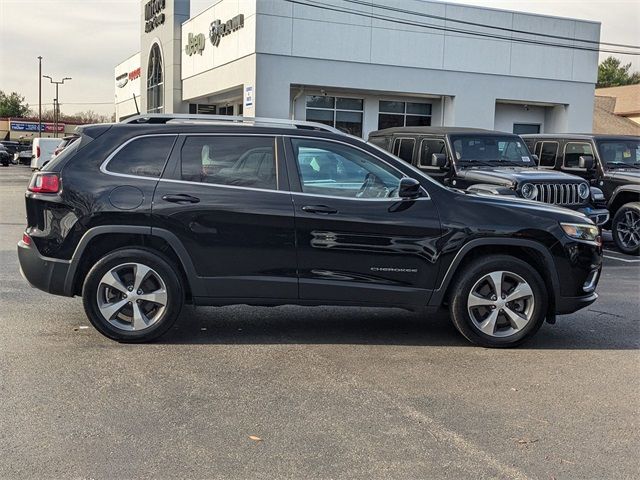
[597,56,640,88]
[0,91,30,117]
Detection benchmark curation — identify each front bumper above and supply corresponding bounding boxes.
[17,240,72,296]
[577,207,609,226]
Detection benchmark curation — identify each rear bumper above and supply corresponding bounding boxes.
[555,292,598,315]
[17,240,72,296]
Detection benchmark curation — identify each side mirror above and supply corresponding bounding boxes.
[579,155,595,170]
[431,153,447,169]
[531,154,539,164]
[398,177,421,199]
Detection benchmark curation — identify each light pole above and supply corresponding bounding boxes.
[42,76,71,138]
[37,57,42,136]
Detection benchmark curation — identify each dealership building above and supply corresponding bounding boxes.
[115,0,600,137]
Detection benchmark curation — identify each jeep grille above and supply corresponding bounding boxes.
[533,183,585,206]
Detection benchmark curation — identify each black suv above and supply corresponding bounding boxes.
[523,134,640,255]
[368,127,609,227]
[18,115,602,347]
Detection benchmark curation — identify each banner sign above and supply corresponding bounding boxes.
[10,122,65,133]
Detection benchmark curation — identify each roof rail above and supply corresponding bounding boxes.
[120,113,345,135]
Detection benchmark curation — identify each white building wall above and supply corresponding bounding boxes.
[114,53,141,121]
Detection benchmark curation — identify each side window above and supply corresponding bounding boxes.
[107,135,176,177]
[563,142,593,168]
[418,138,446,168]
[180,136,276,190]
[539,142,559,168]
[291,138,402,199]
[392,138,415,163]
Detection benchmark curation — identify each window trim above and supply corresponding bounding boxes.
[100,134,178,180]
[417,137,447,170]
[378,100,432,130]
[305,94,364,136]
[286,135,430,201]
[537,141,559,169]
[562,141,594,171]
[392,136,416,163]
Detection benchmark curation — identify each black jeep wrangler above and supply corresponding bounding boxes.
[18,115,602,348]
[522,134,640,255]
[368,127,609,227]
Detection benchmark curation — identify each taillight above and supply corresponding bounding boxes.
[36,146,40,158]
[28,173,60,193]
[22,233,32,245]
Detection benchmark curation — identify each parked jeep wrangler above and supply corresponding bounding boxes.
[368,127,609,227]
[523,134,640,255]
[18,115,602,348]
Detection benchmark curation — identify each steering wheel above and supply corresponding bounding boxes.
[356,173,390,198]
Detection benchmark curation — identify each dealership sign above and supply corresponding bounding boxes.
[144,0,165,33]
[209,14,244,47]
[185,32,205,56]
[10,121,64,133]
[115,67,141,88]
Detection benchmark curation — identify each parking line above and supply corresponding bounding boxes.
[604,255,640,263]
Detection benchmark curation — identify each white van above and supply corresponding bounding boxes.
[31,138,62,170]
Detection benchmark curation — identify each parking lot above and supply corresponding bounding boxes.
[0,164,638,479]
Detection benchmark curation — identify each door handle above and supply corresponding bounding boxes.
[162,194,200,204]
[301,205,338,214]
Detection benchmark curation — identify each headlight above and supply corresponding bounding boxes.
[521,183,538,199]
[560,222,599,241]
[578,183,589,200]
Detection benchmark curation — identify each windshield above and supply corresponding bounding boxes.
[451,135,534,166]
[596,139,640,168]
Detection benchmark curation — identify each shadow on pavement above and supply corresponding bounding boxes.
[157,305,639,350]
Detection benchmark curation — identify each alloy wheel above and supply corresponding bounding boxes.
[467,270,535,338]
[616,209,640,250]
[96,263,168,332]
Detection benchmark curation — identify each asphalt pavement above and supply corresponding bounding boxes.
[0,165,638,479]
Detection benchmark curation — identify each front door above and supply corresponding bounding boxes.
[284,136,442,307]
[152,134,297,300]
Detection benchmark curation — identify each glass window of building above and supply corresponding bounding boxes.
[378,101,432,130]
[305,95,364,137]
[147,43,164,114]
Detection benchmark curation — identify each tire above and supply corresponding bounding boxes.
[82,248,184,342]
[611,202,640,256]
[449,255,547,348]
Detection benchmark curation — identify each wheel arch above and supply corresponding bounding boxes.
[429,238,559,314]
[608,186,640,217]
[64,226,200,299]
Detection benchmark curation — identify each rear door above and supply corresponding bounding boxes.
[152,133,298,300]
[415,136,450,184]
[284,136,442,307]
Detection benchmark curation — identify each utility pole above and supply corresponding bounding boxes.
[38,56,42,136]
[42,76,71,138]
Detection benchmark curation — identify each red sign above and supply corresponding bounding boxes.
[129,68,141,81]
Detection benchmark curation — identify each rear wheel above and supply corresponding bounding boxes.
[449,255,547,348]
[82,248,184,342]
[612,202,640,256]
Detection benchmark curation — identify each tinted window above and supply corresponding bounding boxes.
[292,139,402,199]
[107,135,176,177]
[181,136,276,190]
[451,135,533,164]
[419,139,446,168]
[597,140,640,166]
[564,142,593,168]
[513,124,540,135]
[539,142,559,167]
[393,138,415,162]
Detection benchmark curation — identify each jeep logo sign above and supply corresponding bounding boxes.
[209,14,244,47]
[185,32,206,56]
[144,0,165,33]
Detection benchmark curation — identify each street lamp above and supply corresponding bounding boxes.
[42,75,72,138]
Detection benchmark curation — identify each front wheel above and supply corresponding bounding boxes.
[612,202,640,256]
[82,248,184,342]
[449,255,547,348]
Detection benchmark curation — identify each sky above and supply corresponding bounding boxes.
[0,0,639,117]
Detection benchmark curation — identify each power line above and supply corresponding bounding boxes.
[283,0,640,56]
[343,0,640,51]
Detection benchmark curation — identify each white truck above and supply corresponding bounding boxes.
[31,138,62,170]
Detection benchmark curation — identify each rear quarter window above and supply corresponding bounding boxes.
[106,135,177,178]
